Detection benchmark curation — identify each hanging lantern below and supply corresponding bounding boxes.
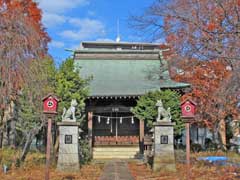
[98,116,101,123]
[107,117,110,124]
[120,117,122,124]
[131,116,134,124]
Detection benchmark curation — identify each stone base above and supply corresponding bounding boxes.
[57,163,80,172]
[57,121,81,126]
[57,123,80,172]
[153,122,176,172]
[153,121,176,126]
[153,153,176,172]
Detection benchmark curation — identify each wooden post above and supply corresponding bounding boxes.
[181,99,196,180]
[186,122,190,180]
[139,120,144,154]
[45,117,52,180]
[88,112,93,157]
[42,94,58,179]
[116,118,118,141]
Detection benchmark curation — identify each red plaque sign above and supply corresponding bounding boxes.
[42,94,59,114]
[181,99,196,118]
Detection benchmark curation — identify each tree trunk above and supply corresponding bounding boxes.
[9,120,16,148]
[51,122,57,163]
[212,123,218,144]
[20,133,33,162]
[10,100,17,147]
[50,132,56,164]
[20,126,42,162]
[0,113,2,148]
[219,119,227,150]
[1,100,17,147]
[54,135,59,151]
[0,128,3,148]
[2,122,9,147]
[232,115,240,137]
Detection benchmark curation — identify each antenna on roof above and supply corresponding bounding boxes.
[116,19,121,42]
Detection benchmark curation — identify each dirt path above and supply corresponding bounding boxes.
[99,160,134,180]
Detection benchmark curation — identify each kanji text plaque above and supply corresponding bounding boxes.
[65,135,72,144]
[161,135,168,144]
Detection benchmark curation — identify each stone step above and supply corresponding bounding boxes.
[93,151,138,156]
[93,155,137,159]
[93,146,139,152]
[93,146,140,159]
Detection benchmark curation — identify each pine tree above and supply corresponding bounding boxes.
[131,90,183,134]
[56,58,90,127]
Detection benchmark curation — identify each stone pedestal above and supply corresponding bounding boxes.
[153,121,176,172]
[57,121,80,172]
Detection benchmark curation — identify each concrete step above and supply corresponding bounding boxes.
[93,146,140,159]
[93,159,142,164]
[93,155,137,159]
[93,146,139,152]
[93,151,138,156]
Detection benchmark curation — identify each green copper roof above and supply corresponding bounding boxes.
[74,59,189,97]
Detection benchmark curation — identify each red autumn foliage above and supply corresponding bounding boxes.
[172,59,237,130]
[132,0,240,146]
[0,0,50,110]
[0,0,50,50]
[132,0,240,89]
[161,0,240,62]
[207,23,217,31]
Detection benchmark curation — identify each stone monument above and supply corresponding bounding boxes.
[153,100,176,172]
[57,99,81,172]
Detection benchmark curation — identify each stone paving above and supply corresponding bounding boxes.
[99,160,134,180]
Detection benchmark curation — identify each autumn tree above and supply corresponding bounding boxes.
[173,59,235,148]
[16,57,90,162]
[131,0,240,148]
[17,58,56,161]
[0,0,50,147]
[131,0,240,99]
[131,0,240,62]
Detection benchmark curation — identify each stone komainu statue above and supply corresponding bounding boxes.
[62,99,78,121]
[156,100,171,122]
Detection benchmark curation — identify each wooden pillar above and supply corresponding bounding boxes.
[88,112,93,158]
[139,120,144,154]
[45,117,52,180]
[115,118,118,141]
[186,122,190,180]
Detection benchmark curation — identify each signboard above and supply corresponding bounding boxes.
[42,94,59,114]
[181,99,196,118]
[65,135,72,144]
[161,135,168,144]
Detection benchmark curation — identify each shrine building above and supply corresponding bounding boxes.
[73,41,189,159]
